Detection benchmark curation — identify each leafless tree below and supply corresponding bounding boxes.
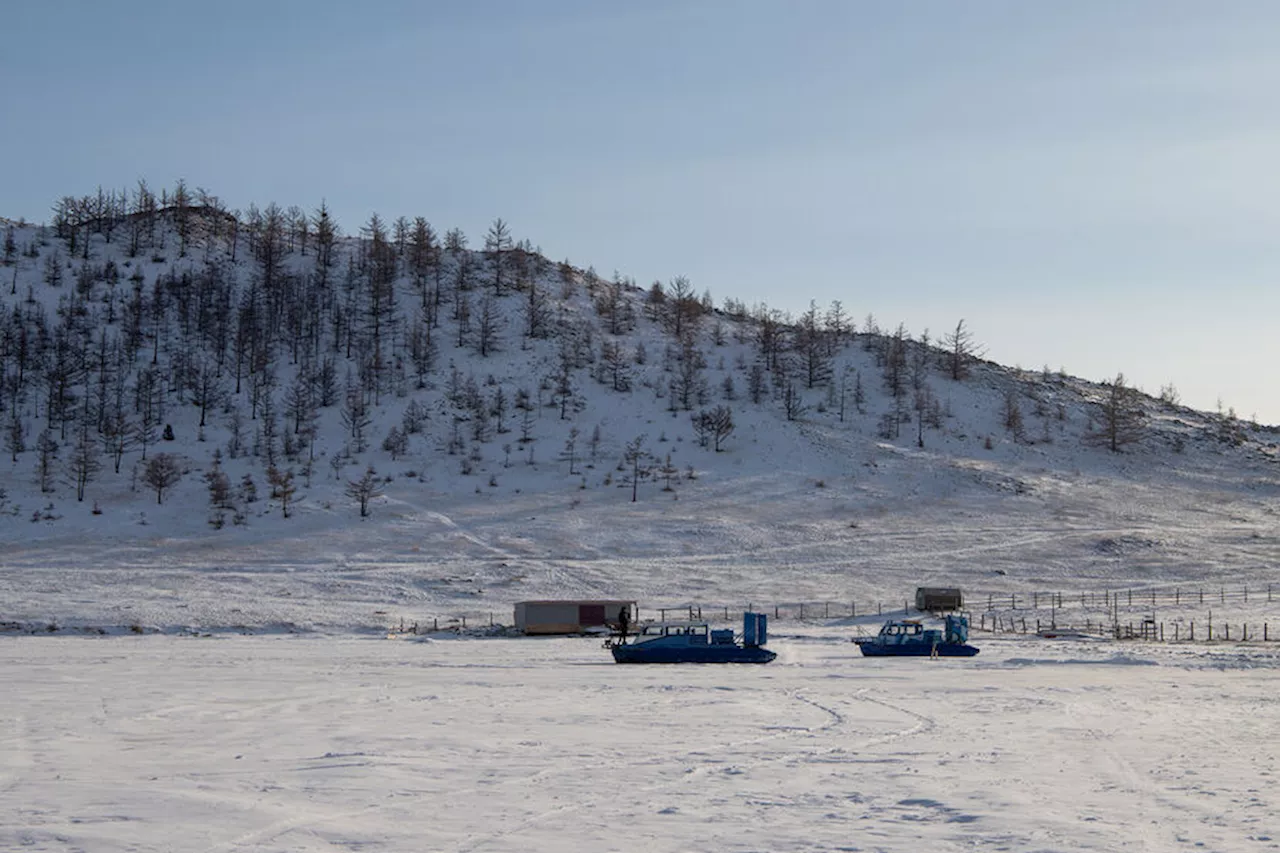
[346,466,383,517]
[942,319,983,381]
[267,465,297,518]
[66,424,101,501]
[1088,373,1146,453]
[143,452,183,504]
[624,434,648,502]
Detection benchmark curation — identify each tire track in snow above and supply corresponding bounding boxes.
[453,686,847,852]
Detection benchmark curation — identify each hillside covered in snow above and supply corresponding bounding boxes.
[2,184,1278,632]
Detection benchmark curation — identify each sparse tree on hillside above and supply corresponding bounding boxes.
[795,301,831,389]
[754,307,786,372]
[346,466,383,517]
[341,386,372,453]
[401,399,429,435]
[191,358,225,428]
[491,386,508,434]
[484,218,513,296]
[312,201,337,274]
[3,225,16,267]
[564,426,580,475]
[942,319,982,381]
[624,434,648,503]
[266,465,297,518]
[43,250,63,288]
[382,425,408,460]
[67,424,101,501]
[597,339,631,392]
[664,276,702,341]
[205,456,233,511]
[782,380,807,421]
[825,299,849,354]
[474,293,502,357]
[523,279,551,342]
[596,273,633,336]
[748,362,767,405]
[36,430,59,493]
[882,323,909,398]
[5,407,24,462]
[1089,373,1146,453]
[705,404,734,451]
[172,179,193,256]
[143,452,182,504]
[1002,389,1026,442]
[670,339,706,411]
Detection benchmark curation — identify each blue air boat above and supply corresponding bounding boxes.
[609,612,776,664]
[854,614,979,657]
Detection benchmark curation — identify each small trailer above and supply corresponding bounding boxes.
[514,600,635,635]
[915,587,964,612]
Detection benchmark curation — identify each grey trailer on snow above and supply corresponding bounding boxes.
[915,587,964,612]
[514,600,636,635]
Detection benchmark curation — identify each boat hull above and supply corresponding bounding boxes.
[611,645,777,664]
[855,640,979,657]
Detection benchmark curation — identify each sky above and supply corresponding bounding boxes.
[3,0,1279,423]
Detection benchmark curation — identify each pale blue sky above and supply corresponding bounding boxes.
[4,1,1278,422]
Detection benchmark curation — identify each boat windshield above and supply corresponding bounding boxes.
[638,623,710,637]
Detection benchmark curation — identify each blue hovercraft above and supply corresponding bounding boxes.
[609,612,776,664]
[854,614,979,657]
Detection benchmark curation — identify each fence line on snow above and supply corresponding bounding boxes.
[396,584,1280,643]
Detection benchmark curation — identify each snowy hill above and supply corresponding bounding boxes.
[2,188,1278,633]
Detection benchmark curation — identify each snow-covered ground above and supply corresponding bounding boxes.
[4,630,1278,852]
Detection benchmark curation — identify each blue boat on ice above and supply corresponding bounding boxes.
[610,612,776,664]
[854,614,979,657]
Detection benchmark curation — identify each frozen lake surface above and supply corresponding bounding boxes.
[4,631,1279,852]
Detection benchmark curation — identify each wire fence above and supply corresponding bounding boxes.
[401,585,1280,644]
